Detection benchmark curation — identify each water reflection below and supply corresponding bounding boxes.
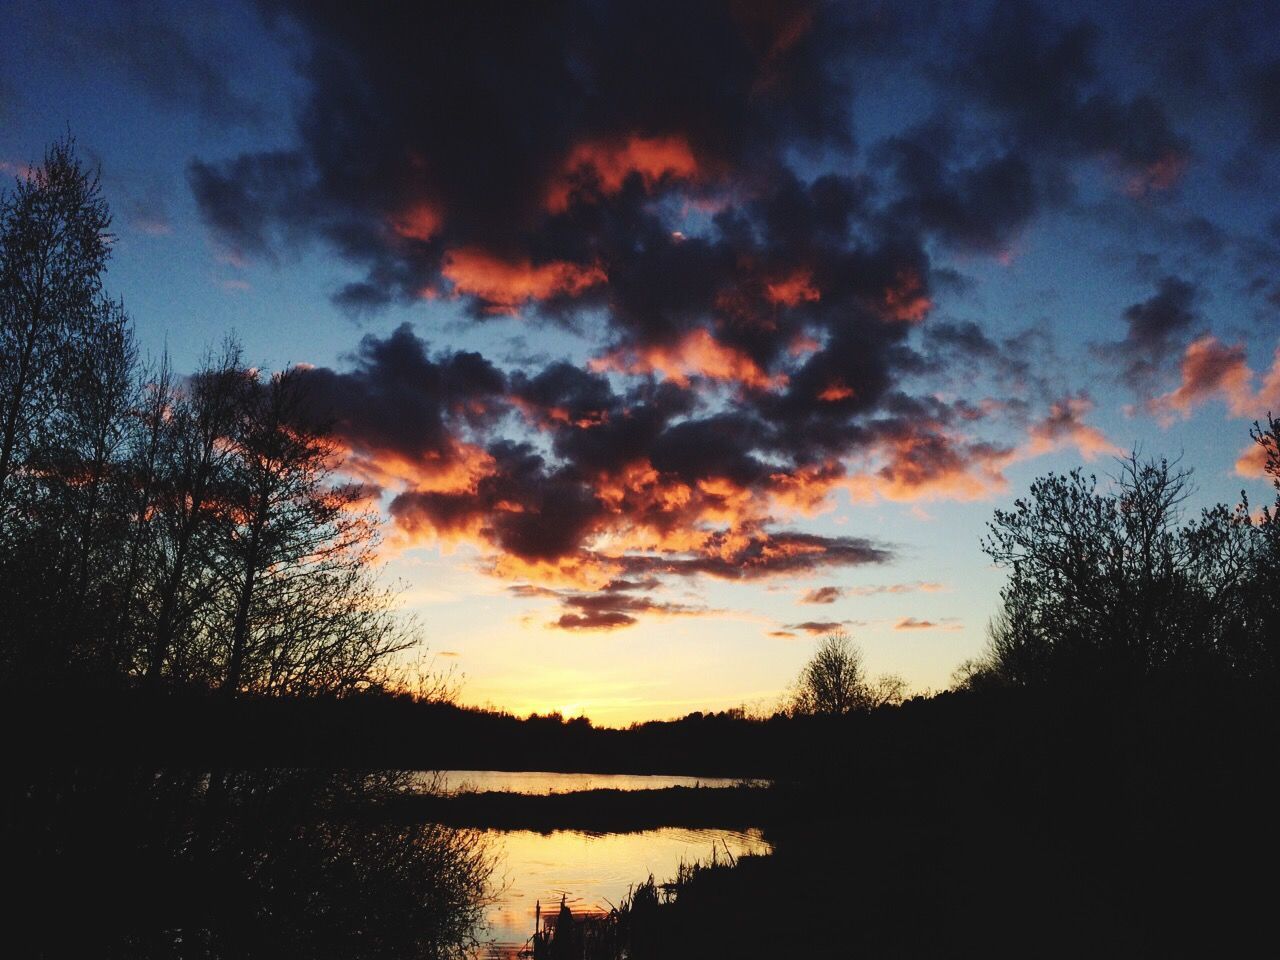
[8,767,496,958]
[419,769,764,795]
[478,827,772,955]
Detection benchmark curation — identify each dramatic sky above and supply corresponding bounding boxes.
[4,0,1278,724]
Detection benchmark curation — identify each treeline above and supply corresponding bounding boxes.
[1,140,406,697]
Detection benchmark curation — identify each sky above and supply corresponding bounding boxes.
[2,0,1278,725]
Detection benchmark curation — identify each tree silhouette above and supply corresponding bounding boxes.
[0,140,417,698]
[215,365,411,695]
[0,138,111,502]
[979,445,1276,687]
[788,631,904,716]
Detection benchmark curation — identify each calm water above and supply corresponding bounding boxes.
[418,769,761,794]
[478,827,772,956]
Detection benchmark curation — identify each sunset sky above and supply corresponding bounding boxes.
[3,0,1278,724]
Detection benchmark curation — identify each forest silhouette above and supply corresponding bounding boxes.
[4,141,1279,957]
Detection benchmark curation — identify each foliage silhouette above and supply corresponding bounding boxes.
[787,630,905,716]
[976,446,1279,688]
[1,140,493,958]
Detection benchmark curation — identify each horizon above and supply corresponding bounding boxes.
[3,0,1278,725]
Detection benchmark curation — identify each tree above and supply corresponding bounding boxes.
[0,138,111,505]
[142,342,246,686]
[788,631,904,716]
[980,447,1272,687]
[212,365,411,695]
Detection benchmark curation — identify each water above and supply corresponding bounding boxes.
[418,769,762,795]
[478,827,772,956]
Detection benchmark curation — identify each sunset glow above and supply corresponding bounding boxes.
[6,0,1277,727]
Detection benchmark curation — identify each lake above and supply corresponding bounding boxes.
[412,770,772,956]
[417,769,762,795]
[478,826,772,956]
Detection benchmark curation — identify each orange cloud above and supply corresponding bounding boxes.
[441,247,606,312]
[817,380,854,402]
[389,202,443,241]
[768,461,845,514]
[788,332,822,356]
[546,134,700,212]
[1150,336,1257,421]
[764,269,821,306]
[592,328,787,391]
[1024,394,1123,461]
[881,269,932,323]
[342,439,494,498]
[846,430,1011,503]
[1235,441,1272,479]
[799,586,842,604]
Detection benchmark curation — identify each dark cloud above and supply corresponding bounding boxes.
[36,1,265,128]
[877,123,1038,252]
[295,323,506,483]
[953,0,1189,194]
[193,0,873,310]
[177,0,1238,619]
[508,582,711,632]
[1101,276,1201,390]
[187,152,309,259]
[786,620,848,635]
[1244,59,1280,143]
[616,532,890,582]
[555,592,710,632]
[1123,276,1199,348]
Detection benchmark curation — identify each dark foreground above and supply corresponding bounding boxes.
[6,678,1277,958]
[551,682,1277,958]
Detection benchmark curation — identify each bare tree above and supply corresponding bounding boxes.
[0,139,111,504]
[788,631,903,716]
[143,342,244,685]
[208,366,413,695]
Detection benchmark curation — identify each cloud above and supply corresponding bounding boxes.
[799,586,842,604]
[953,0,1189,194]
[441,249,607,314]
[1244,59,1280,143]
[176,0,1243,627]
[846,581,946,597]
[1235,441,1271,479]
[1102,276,1201,392]
[848,424,1014,502]
[545,135,702,213]
[35,1,265,128]
[786,620,848,635]
[507,581,715,632]
[876,122,1038,253]
[1024,394,1122,461]
[191,0,867,307]
[894,617,962,631]
[1148,336,1279,422]
[295,323,506,493]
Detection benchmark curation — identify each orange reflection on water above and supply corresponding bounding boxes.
[476,827,771,955]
